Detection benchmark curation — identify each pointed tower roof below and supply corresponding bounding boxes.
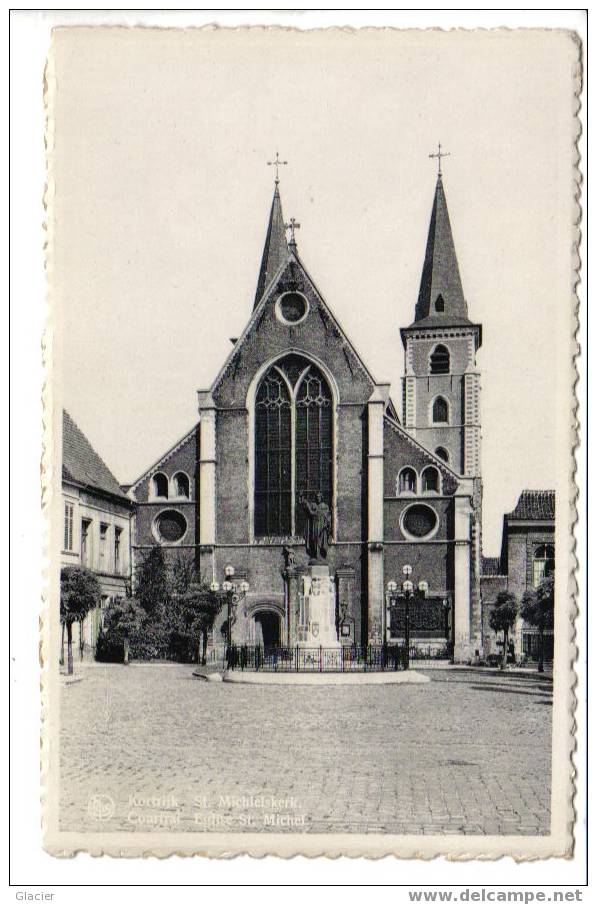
[253,182,289,309]
[402,173,481,347]
[413,174,470,326]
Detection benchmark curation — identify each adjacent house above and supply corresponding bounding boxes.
[61,410,133,659]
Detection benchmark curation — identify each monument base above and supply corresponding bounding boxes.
[297,562,341,649]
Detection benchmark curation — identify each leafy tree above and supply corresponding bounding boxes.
[176,582,224,665]
[101,597,144,664]
[60,566,101,675]
[520,575,554,673]
[135,546,170,615]
[489,591,519,669]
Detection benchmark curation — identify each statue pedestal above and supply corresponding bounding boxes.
[297,563,340,648]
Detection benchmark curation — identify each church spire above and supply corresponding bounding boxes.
[254,180,289,309]
[414,171,469,325]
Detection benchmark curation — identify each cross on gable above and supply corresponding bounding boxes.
[285,217,301,244]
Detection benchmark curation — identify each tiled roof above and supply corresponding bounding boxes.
[507,490,555,521]
[62,410,128,500]
[482,556,503,576]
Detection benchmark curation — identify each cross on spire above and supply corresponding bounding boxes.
[429,142,451,177]
[285,217,300,245]
[267,151,288,184]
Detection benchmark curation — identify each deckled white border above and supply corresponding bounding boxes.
[9,7,584,884]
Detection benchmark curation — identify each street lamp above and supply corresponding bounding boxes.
[386,564,429,670]
[218,569,250,653]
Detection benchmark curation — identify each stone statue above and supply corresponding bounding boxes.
[299,491,331,561]
[282,545,296,568]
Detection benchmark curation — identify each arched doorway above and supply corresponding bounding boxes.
[254,610,282,648]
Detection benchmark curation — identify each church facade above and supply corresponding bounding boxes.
[128,171,484,662]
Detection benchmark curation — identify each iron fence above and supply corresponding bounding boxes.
[224,643,453,672]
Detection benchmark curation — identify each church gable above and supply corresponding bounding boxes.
[212,254,376,409]
[129,424,200,504]
[383,416,459,497]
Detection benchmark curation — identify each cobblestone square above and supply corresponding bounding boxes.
[59,664,552,835]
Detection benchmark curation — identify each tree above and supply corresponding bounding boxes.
[60,566,101,675]
[489,591,519,669]
[101,597,144,664]
[177,582,224,665]
[135,546,170,615]
[520,575,554,673]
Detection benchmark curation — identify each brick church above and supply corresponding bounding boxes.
[128,167,485,661]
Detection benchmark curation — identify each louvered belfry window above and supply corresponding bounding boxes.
[254,356,333,538]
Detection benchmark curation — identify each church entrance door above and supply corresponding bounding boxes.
[254,610,281,648]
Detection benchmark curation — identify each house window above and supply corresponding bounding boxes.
[99,523,109,569]
[64,502,74,551]
[435,295,445,313]
[430,344,450,374]
[81,518,92,567]
[114,527,122,573]
[254,354,333,537]
[435,447,449,463]
[397,467,417,495]
[422,466,440,493]
[152,472,169,498]
[173,472,190,498]
[432,397,449,423]
[533,544,555,587]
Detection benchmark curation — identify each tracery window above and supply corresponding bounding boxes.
[254,355,333,537]
[533,544,555,588]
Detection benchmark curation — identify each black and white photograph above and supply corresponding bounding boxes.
[29,20,581,866]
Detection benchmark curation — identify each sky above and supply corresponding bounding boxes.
[51,27,577,552]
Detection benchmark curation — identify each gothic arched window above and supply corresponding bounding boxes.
[254,369,292,536]
[295,367,333,537]
[432,396,449,424]
[254,355,334,538]
[430,344,450,374]
[533,544,555,588]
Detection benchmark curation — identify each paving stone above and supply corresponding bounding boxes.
[59,664,552,835]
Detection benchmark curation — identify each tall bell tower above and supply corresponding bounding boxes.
[400,165,482,477]
[400,155,483,659]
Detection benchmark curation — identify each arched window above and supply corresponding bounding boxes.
[397,467,417,495]
[533,544,555,587]
[435,447,449,463]
[173,472,190,498]
[254,355,333,538]
[422,466,440,493]
[435,295,445,313]
[432,396,449,423]
[254,369,292,536]
[430,344,450,374]
[152,472,168,498]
